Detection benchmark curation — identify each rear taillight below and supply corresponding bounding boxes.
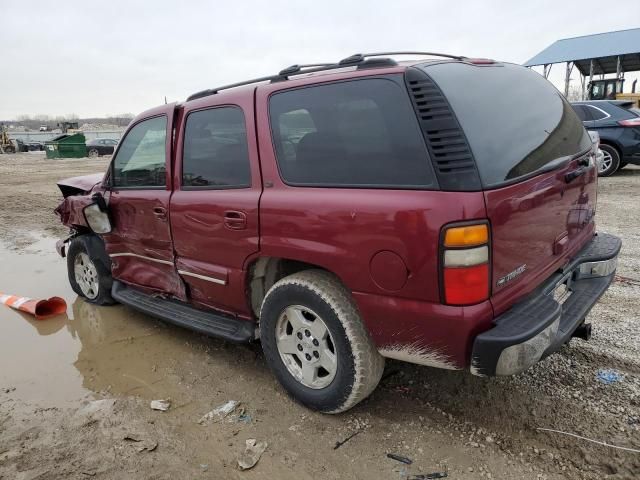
[618,118,640,127]
[441,223,490,305]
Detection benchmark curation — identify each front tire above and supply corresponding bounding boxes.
[67,235,115,305]
[260,270,384,413]
[88,148,100,158]
[598,144,620,176]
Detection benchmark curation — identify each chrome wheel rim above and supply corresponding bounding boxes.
[88,149,99,158]
[275,305,337,389]
[599,150,612,173]
[74,252,99,299]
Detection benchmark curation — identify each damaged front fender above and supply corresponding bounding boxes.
[54,173,105,229]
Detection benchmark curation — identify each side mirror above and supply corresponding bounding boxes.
[83,193,112,234]
[92,192,108,211]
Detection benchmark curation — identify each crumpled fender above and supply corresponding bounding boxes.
[57,173,104,198]
[54,173,105,228]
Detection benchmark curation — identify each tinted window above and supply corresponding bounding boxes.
[586,105,608,120]
[113,116,166,187]
[269,79,435,188]
[182,107,251,188]
[571,105,591,121]
[422,63,592,187]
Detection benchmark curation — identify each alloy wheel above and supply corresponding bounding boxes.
[74,252,99,299]
[275,305,337,389]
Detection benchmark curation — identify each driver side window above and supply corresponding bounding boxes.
[112,116,167,188]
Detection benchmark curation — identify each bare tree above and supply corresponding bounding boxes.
[566,85,583,102]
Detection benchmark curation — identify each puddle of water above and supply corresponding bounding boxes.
[0,235,205,408]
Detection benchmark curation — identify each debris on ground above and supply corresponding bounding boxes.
[150,399,171,411]
[536,427,640,453]
[232,407,252,424]
[198,399,239,424]
[0,291,66,320]
[596,369,624,384]
[408,471,448,479]
[237,438,268,470]
[123,433,158,452]
[137,440,158,452]
[387,453,413,465]
[333,430,361,450]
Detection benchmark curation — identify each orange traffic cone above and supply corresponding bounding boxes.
[0,292,67,320]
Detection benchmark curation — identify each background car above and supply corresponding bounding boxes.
[86,138,118,157]
[27,141,45,151]
[571,100,640,176]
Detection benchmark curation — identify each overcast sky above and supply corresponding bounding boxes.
[1,0,639,119]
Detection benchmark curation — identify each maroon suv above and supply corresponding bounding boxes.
[55,52,621,413]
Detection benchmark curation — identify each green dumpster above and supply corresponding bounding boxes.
[45,133,87,158]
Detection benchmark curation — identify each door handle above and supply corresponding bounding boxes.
[224,210,247,230]
[153,206,167,220]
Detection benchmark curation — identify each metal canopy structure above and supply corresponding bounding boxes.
[523,28,640,98]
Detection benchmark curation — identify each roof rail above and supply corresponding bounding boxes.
[186,51,464,102]
[278,63,336,76]
[339,51,466,65]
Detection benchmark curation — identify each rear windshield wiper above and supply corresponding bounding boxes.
[537,155,572,174]
[538,146,593,175]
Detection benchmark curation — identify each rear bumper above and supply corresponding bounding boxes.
[471,232,621,377]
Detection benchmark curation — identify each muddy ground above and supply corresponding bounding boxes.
[0,152,638,480]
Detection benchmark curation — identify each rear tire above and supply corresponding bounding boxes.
[598,144,620,177]
[67,235,115,305]
[260,270,384,413]
[88,148,100,158]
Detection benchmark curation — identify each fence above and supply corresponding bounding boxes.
[8,130,124,143]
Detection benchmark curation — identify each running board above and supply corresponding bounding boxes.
[111,281,255,343]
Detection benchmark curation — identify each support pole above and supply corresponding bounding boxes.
[543,64,552,78]
[616,55,623,93]
[564,62,574,97]
[588,59,594,99]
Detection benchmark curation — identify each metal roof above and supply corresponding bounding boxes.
[524,28,640,75]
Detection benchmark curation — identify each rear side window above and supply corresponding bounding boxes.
[269,78,435,188]
[571,105,592,121]
[585,105,609,120]
[182,107,251,188]
[113,116,166,188]
[422,63,592,187]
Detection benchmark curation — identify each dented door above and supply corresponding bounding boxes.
[102,105,184,297]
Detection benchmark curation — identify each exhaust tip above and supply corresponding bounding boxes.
[573,322,592,341]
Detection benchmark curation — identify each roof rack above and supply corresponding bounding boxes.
[338,51,466,65]
[186,51,464,102]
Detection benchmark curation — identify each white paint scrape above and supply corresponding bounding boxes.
[379,343,459,370]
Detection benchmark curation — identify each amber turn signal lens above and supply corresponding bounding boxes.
[444,224,488,247]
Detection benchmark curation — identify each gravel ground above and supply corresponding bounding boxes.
[0,153,638,479]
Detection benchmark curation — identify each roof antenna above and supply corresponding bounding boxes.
[164,96,167,104]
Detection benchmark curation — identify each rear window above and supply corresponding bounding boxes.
[269,78,436,188]
[422,63,592,187]
[182,107,251,188]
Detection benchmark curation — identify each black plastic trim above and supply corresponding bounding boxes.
[404,67,482,191]
[111,281,255,343]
